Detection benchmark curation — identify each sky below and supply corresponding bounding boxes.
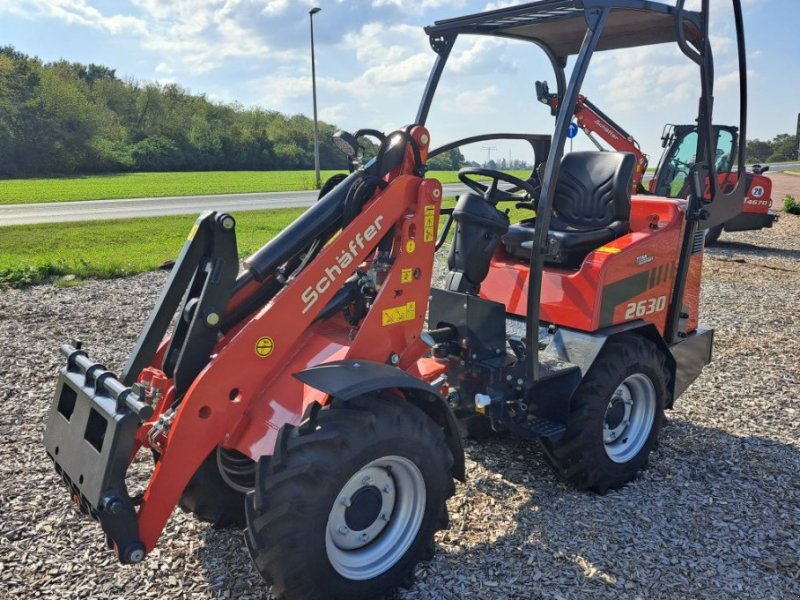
[1,0,797,164]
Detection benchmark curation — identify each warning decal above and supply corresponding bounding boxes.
[255,336,274,357]
[423,205,435,242]
[382,301,416,326]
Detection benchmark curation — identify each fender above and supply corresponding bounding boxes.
[294,359,465,481]
[544,322,681,407]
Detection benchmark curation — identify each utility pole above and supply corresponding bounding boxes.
[309,7,322,189]
[481,146,497,166]
[796,112,800,160]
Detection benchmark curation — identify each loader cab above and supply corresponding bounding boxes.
[418,0,748,381]
[651,124,738,197]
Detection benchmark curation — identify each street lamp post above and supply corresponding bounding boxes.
[309,7,322,189]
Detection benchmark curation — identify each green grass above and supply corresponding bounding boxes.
[0,169,532,205]
[784,194,800,215]
[0,209,304,288]
[0,171,350,205]
[0,189,534,288]
[428,170,530,182]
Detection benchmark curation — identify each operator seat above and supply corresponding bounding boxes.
[502,151,635,268]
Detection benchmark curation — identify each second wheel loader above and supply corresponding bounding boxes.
[536,82,777,246]
[42,0,748,598]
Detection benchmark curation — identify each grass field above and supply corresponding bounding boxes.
[0,170,530,205]
[0,209,302,287]
[0,197,531,288]
[0,171,347,205]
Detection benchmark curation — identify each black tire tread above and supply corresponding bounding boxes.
[178,449,247,528]
[704,224,724,246]
[540,334,669,493]
[245,395,455,600]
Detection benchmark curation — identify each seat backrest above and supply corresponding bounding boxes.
[550,151,635,231]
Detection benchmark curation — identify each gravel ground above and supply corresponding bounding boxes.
[1,210,799,599]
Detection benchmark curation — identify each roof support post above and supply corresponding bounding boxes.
[524,7,609,383]
[416,34,455,126]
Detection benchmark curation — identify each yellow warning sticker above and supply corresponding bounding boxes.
[382,301,416,326]
[401,268,413,284]
[255,336,274,357]
[405,239,416,254]
[187,223,199,241]
[423,205,436,242]
[596,246,622,254]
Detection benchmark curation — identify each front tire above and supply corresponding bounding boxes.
[540,334,668,493]
[178,449,247,528]
[704,224,724,246]
[244,394,455,600]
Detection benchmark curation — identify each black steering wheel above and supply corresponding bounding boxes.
[458,168,540,205]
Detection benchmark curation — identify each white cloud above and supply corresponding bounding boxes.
[710,33,734,56]
[4,0,307,75]
[254,75,310,104]
[319,102,347,124]
[447,35,514,75]
[715,68,752,93]
[451,85,499,114]
[341,22,434,91]
[483,1,517,10]
[343,22,428,64]
[134,1,287,74]
[262,0,295,16]
[371,0,465,13]
[2,0,148,34]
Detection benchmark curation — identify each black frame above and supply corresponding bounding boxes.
[417,0,748,378]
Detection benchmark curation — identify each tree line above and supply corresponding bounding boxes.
[1,46,794,178]
[0,46,354,177]
[746,133,798,164]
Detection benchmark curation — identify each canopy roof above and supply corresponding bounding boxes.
[425,0,702,60]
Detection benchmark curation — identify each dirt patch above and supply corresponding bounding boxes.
[765,172,800,204]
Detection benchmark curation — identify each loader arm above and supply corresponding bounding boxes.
[43,126,451,560]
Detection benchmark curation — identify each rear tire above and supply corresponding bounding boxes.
[539,334,668,493]
[704,224,724,246]
[244,394,455,600]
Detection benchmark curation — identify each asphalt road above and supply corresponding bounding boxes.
[760,161,800,172]
[1,164,798,227]
[0,183,472,226]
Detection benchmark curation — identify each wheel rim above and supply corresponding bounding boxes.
[325,455,426,581]
[602,373,656,464]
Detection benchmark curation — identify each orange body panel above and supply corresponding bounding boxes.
[232,179,442,458]
[741,173,772,214]
[481,196,690,336]
[133,128,444,551]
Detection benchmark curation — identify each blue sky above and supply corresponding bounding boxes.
[1,0,796,163]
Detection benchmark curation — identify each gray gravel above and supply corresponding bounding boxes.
[1,215,799,599]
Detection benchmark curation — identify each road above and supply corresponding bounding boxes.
[0,183,473,227]
[759,161,800,172]
[1,165,798,227]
